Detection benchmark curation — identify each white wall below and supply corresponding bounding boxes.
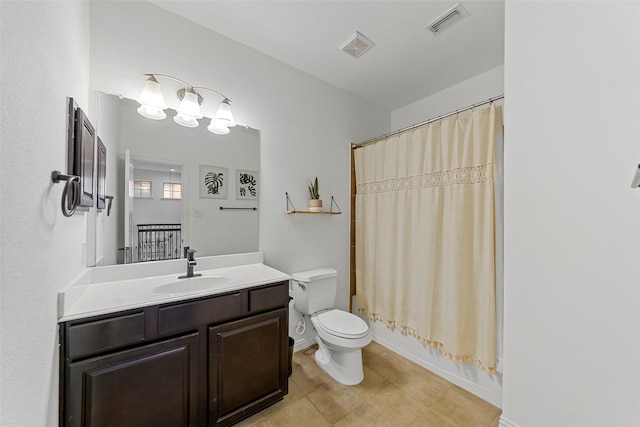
[11,3,638,425]
[89,2,389,311]
[0,3,388,425]
[0,2,91,426]
[502,2,640,426]
[369,65,505,408]
[391,65,504,130]
[94,91,122,265]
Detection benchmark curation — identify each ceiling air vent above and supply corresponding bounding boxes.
[426,3,469,35]
[338,31,375,59]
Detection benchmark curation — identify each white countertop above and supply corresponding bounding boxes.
[58,252,290,322]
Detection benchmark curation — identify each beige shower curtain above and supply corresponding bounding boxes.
[354,104,501,373]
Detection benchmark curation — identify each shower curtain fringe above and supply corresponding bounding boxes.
[359,309,497,374]
[351,94,504,149]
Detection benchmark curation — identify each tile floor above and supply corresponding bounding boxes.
[236,341,501,427]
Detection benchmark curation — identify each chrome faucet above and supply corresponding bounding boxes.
[179,248,202,279]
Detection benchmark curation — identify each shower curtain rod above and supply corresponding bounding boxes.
[351,94,504,149]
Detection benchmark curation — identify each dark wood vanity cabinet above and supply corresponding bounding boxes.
[60,280,289,427]
[65,333,200,427]
[210,308,287,425]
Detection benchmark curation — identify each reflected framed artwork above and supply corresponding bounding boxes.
[236,170,258,200]
[199,165,228,199]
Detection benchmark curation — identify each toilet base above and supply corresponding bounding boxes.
[314,344,365,386]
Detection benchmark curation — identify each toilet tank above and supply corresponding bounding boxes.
[291,267,338,315]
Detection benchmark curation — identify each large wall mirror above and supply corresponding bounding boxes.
[94,92,259,266]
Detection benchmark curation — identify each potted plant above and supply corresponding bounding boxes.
[308,177,322,212]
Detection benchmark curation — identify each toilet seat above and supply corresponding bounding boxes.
[316,309,369,339]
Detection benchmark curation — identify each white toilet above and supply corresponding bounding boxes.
[292,267,371,385]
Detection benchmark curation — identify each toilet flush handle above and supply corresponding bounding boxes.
[297,282,307,291]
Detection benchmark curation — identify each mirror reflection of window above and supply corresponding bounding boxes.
[133,180,152,198]
[163,182,181,200]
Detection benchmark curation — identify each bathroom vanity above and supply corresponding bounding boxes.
[58,253,290,427]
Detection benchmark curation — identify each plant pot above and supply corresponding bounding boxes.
[308,199,323,212]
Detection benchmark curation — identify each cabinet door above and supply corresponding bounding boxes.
[209,308,287,426]
[64,333,199,427]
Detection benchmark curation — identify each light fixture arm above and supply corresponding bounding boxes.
[192,86,232,104]
[143,73,194,91]
[142,74,231,102]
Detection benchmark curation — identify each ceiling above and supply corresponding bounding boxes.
[150,1,505,111]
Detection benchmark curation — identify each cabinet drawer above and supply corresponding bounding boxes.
[66,312,145,359]
[249,282,288,313]
[158,293,242,334]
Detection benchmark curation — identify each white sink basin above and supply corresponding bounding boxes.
[153,276,232,295]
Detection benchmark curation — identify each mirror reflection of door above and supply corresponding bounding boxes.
[127,155,185,263]
[123,149,133,263]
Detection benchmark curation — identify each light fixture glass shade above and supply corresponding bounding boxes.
[207,119,230,135]
[137,76,167,120]
[176,89,203,119]
[173,88,202,128]
[215,99,236,127]
[137,105,167,120]
[173,113,200,128]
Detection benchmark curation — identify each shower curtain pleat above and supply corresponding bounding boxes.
[354,104,502,374]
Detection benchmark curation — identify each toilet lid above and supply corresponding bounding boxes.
[317,309,369,339]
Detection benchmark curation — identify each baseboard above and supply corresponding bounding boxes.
[370,332,502,408]
[292,336,315,353]
[498,416,520,427]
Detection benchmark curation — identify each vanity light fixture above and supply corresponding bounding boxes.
[136,73,236,135]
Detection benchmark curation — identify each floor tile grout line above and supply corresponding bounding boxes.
[287,343,501,427]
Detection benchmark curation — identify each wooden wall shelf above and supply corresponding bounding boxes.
[285,192,342,215]
[285,210,341,215]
